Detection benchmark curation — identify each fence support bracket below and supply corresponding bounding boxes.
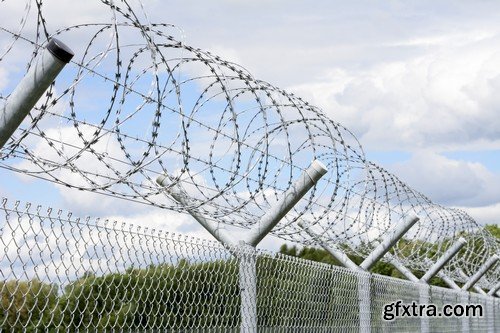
[157,160,327,333]
[0,38,74,150]
[461,255,499,291]
[420,237,467,283]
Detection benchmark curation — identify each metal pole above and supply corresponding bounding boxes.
[155,178,236,247]
[298,222,359,271]
[239,241,257,333]
[462,292,470,333]
[461,255,499,291]
[159,161,327,333]
[487,297,495,333]
[298,220,371,333]
[458,270,487,295]
[437,272,461,290]
[358,271,371,333]
[420,237,466,283]
[245,160,327,246]
[385,253,419,282]
[487,281,500,296]
[359,215,419,271]
[419,284,430,333]
[303,215,419,333]
[0,38,74,149]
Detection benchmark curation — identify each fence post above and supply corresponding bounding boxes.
[462,292,470,333]
[419,284,430,333]
[420,237,466,283]
[157,160,327,333]
[461,255,499,292]
[0,38,74,150]
[487,281,500,296]
[487,297,495,333]
[302,214,419,333]
[239,241,257,333]
[359,215,419,271]
[297,223,371,333]
[358,271,371,333]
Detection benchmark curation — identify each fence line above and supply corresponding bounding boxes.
[0,1,498,331]
[1,0,499,280]
[0,197,498,332]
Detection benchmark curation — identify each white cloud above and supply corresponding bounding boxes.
[0,67,8,91]
[460,202,500,226]
[289,32,500,151]
[388,150,500,209]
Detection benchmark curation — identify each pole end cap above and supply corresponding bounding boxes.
[311,159,328,176]
[47,38,74,63]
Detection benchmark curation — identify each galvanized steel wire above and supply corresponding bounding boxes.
[0,0,498,292]
[0,198,498,331]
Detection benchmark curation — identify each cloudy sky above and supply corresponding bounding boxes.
[1,0,500,247]
[155,0,500,226]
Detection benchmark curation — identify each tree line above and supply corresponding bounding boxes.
[1,224,497,331]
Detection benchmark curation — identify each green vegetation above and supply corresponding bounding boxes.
[1,260,240,332]
[1,224,497,331]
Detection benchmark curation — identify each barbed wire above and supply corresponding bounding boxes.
[0,0,498,280]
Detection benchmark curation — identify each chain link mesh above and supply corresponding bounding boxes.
[0,198,498,332]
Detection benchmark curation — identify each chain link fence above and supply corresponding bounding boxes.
[1,198,498,332]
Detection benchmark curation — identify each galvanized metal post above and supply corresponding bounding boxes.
[298,221,371,333]
[420,237,466,283]
[359,215,419,271]
[157,160,327,333]
[301,214,420,333]
[298,222,359,271]
[358,215,418,333]
[462,292,470,333]
[487,297,495,333]
[458,270,487,295]
[245,160,327,246]
[297,221,370,333]
[419,284,430,333]
[461,255,499,291]
[239,160,326,333]
[0,38,74,149]
[239,241,257,333]
[358,271,371,333]
[487,281,500,296]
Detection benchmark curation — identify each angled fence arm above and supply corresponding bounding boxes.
[0,39,74,150]
[385,253,419,282]
[298,222,359,271]
[458,269,487,295]
[487,281,500,296]
[156,178,236,247]
[461,255,499,291]
[245,160,327,247]
[158,160,327,333]
[420,237,467,283]
[437,272,461,290]
[359,215,419,271]
[297,220,371,333]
